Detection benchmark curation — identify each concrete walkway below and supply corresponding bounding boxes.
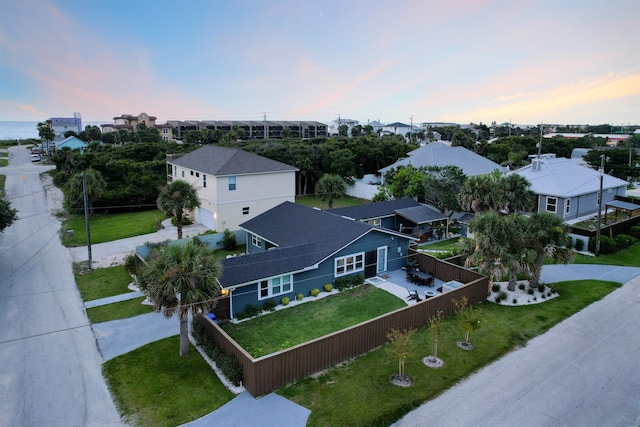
[392,266,640,427]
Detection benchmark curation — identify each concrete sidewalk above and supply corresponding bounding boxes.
[392,268,640,427]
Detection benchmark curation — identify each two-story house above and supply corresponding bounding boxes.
[166,145,298,231]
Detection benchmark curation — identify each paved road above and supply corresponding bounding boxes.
[393,267,640,427]
[0,146,123,426]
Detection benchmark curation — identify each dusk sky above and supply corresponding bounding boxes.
[1,0,638,126]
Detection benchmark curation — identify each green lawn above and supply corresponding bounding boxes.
[278,280,621,426]
[0,158,7,167]
[296,195,366,210]
[223,285,406,356]
[417,237,461,251]
[86,297,154,323]
[573,241,640,267]
[103,336,234,427]
[63,210,166,246]
[74,265,133,301]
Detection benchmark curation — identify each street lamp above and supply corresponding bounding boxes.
[594,154,605,256]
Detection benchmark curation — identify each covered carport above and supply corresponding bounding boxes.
[395,204,449,242]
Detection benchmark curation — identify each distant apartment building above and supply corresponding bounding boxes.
[167,120,328,140]
[50,113,82,144]
[101,112,174,141]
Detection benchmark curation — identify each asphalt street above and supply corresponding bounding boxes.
[0,146,123,426]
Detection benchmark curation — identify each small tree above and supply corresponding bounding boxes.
[157,180,200,240]
[315,174,346,208]
[0,197,18,232]
[454,296,482,347]
[222,228,237,250]
[386,328,416,384]
[428,310,445,360]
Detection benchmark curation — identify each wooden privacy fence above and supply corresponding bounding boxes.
[200,252,488,397]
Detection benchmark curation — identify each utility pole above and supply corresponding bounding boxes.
[595,154,605,256]
[537,121,543,158]
[409,114,414,142]
[83,171,93,271]
[260,112,269,140]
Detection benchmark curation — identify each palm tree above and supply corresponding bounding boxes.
[501,214,533,291]
[458,211,510,293]
[457,171,503,213]
[140,239,222,356]
[37,120,55,159]
[500,173,535,214]
[63,169,106,215]
[315,174,346,208]
[157,180,200,239]
[526,212,574,287]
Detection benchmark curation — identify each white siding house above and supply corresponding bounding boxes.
[167,146,298,231]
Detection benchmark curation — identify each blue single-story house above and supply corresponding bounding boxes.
[218,202,416,318]
[56,135,89,152]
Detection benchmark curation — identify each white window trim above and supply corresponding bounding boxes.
[251,233,262,248]
[257,274,292,300]
[368,218,381,226]
[228,176,237,191]
[546,196,557,213]
[334,252,365,277]
[565,199,571,216]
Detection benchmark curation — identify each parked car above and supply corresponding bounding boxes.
[31,154,41,162]
[31,146,42,154]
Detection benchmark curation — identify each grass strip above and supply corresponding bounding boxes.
[75,265,133,301]
[278,280,620,426]
[86,297,153,323]
[103,336,235,427]
[295,195,366,210]
[573,242,640,266]
[222,285,406,356]
[63,209,166,246]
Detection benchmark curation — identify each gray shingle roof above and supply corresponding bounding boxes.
[327,199,421,220]
[395,205,447,224]
[379,142,506,176]
[514,157,628,197]
[170,145,297,176]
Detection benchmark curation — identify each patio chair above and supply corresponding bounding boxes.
[406,288,422,302]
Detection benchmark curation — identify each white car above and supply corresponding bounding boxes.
[31,154,41,162]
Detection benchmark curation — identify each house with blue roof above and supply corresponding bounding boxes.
[514,157,628,220]
[217,202,416,318]
[56,136,89,152]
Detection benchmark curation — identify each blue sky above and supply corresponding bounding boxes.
[0,0,638,126]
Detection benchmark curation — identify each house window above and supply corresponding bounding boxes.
[195,172,199,177]
[190,171,194,176]
[174,167,177,177]
[203,174,206,188]
[251,233,262,247]
[335,252,365,277]
[258,274,292,300]
[162,128,168,134]
[565,199,571,215]
[368,219,381,226]
[181,171,184,177]
[243,207,250,215]
[228,176,236,191]
[546,197,557,213]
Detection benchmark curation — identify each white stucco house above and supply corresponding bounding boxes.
[166,145,298,231]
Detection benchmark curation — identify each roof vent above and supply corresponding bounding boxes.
[531,159,541,172]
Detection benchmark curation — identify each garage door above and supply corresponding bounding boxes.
[198,207,215,230]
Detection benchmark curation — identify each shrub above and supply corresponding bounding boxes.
[537,284,545,293]
[495,295,502,303]
[518,283,525,291]
[527,288,534,295]
[242,303,261,318]
[615,233,637,250]
[190,317,242,386]
[281,297,290,306]
[310,288,320,297]
[263,299,277,312]
[324,284,333,292]
[565,235,572,248]
[124,253,139,275]
[334,274,365,291]
[499,291,507,301]
[630,225,640,239]
[574,238,584,251]
[589,235,616,254]
[491,283,501,293]
[296,293,303,301]
[222,228,237,251]
[512,299,518,304]
[171,215,193,226]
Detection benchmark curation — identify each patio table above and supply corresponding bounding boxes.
[409,270,433,286]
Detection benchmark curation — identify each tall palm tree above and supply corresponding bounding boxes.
[315,174,346,208]
[157,180,200,239]
[63,169,106,215]
[140,239,222,356]
[526,212,574,287]
[501,214,533,291]
[500,173,535,214]
[37,120,55,159]
[458,212,510,294]
[457,171,503,213]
